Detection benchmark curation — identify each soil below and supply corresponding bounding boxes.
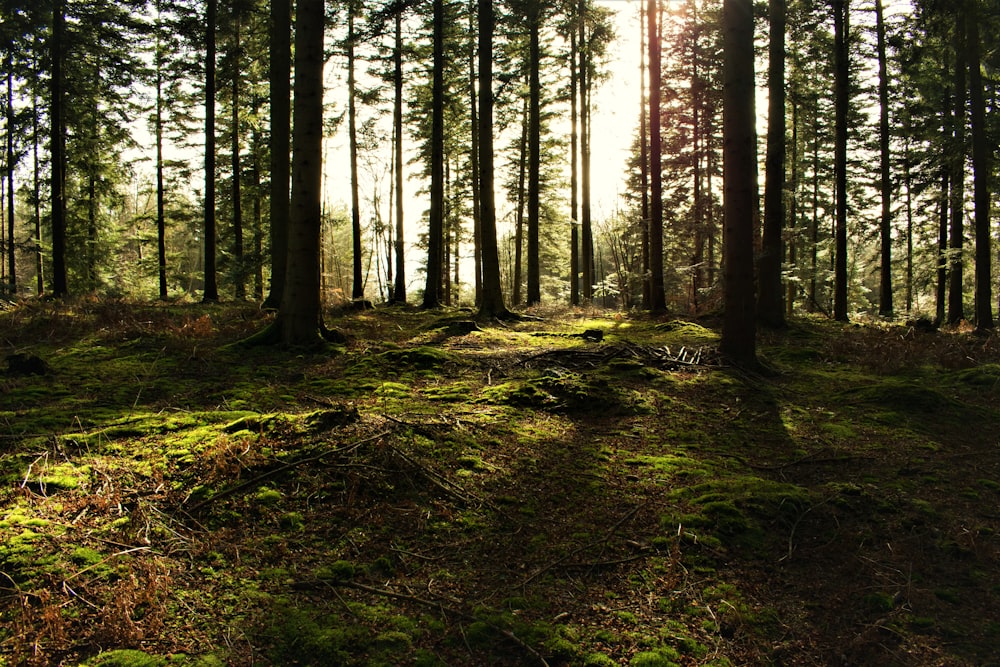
[1,300,998,667]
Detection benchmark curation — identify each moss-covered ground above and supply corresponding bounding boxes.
[1,300,998,666]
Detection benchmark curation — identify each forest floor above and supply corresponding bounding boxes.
[1,300,999,667]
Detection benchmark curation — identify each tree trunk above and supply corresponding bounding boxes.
[832,0,849,321]
[264,0,291,309]
[155,6,168,300]
[947,6,966,325]
[51,0,67,297]
[279,0,325,346]
[720,0,758,365]
[6,65,15,294]
[787,95,799,319]
[526,0,541,306]
[904,129,913,314]
[393,10,406,303]
[423,0,445,308]
[32,45,43,295]
[967,4,992,329]
[232,9,245,300]
[203,0,219,302]
[570,30,580,306]
[647,0,666,313]
[514,99,526,305]
[579,0,594,303]
[758,0,786,327]
[252,124,264,300]
[467,0,480,306]
[691,11,704,312]
[476,0,509,318]
[936,170,948,325]
[348,4,364,301]
[875,0,892,317]
[638,2,649,310]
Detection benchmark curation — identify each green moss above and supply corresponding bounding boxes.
[254,487,283,505]
[69,546,104,566]
[422,381,475,401]
[624,454,710,478]
[314,560,356,581]
[629,648,681,667]
[379,346,459,369]
[84,649,168,667]
[951,364,1000,391]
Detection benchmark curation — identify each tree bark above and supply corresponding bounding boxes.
[231,9,245,300]
[348,3,364,301]
[6,64,15,294]
[279,0,326,346]
[570,30,580,306]
[476,0,509,318]
[579,0,594,303]
[51,0,67,297]
[967,3,992,329]
[423,0,445,308]
[647,0,666,313]
[264,0,291,309]
[720,0,758,365]
[155,3,168,300]
[947,5,966,325]
[467,0,480,306]
[832,0,849,321]
[638,2,649,310]
[875,0,892,317]
[526,0,542,306]
[203,0,219,302]
[758,0,786,327]
[393,9,406,303]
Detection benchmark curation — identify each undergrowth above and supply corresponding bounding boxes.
[1,301,998,666]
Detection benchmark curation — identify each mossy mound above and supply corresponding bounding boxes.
[378,346,460,369]
[480,370,649,414]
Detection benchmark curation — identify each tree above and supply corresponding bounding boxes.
[347,0,365,301]
[646,0,666,313]
[278,0,326,345]
[203,0,219,302]
[966,1,991,329]
[422,0,446,308]
[947,2,966,325]
[637,0,649,310]
[526,0,542,306]
[476,0,510,319]
[264,0,291,309]
[875,0,892,317]
[50,0,67,297]
[720,0,757,365]
[758,0,786,328]
[392,7,406,303]
[832,0,849,321]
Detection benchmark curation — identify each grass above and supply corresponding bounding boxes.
[1,302,999,666]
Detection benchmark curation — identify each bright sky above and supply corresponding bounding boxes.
[588,0,644,219]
